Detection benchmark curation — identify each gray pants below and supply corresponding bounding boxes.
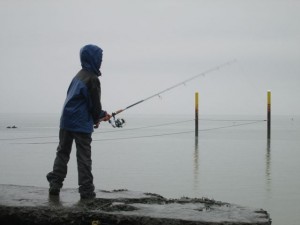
[47,129,95,195]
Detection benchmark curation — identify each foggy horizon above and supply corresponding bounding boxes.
[0,0,299,116]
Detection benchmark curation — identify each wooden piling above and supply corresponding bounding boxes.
[267,90,271,139]
[195,92,199,137]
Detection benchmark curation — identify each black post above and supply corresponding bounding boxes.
[267,91,271,139]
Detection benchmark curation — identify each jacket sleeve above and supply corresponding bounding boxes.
[89,77,102,124]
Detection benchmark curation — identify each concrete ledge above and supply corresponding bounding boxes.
[0,184,271,225]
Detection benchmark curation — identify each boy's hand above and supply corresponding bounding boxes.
[94,121,100,129]
[94,113,112,128]
[101,113,111,122]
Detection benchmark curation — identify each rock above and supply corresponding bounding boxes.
[0,184,271,225]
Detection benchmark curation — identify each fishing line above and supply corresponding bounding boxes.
[95,118,265,134]
[95,119,194,134]
[2,118,265,141]
[1,119,193,141]
[94,120,266,141]
[198,120,266,132]
[12,120,265,144]
[199,119,266,122]
[95,120,267,141]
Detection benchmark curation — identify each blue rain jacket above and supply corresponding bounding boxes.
[60,45,106,133]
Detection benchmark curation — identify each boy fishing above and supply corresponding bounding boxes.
[46,44,110,199]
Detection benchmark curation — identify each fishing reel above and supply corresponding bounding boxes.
[109,113,126,128]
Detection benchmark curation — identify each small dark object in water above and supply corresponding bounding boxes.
[6,125,17,129]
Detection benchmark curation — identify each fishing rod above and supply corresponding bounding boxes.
[107,60,237,128]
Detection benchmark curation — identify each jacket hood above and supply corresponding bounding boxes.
[80,44,103,76]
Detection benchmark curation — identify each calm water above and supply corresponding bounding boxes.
[0,113,299,225]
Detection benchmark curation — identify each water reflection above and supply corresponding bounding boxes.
[265,139,271,192]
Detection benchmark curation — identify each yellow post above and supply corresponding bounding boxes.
[267,90,271,139]
[195,92,199,137]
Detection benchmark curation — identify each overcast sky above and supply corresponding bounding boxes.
[0,0,299,116]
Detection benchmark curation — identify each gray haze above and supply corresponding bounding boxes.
[0,0,299,116]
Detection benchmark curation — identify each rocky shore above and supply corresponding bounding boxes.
[0,184,271,225]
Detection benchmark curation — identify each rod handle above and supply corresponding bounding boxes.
[112,109,124,117]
